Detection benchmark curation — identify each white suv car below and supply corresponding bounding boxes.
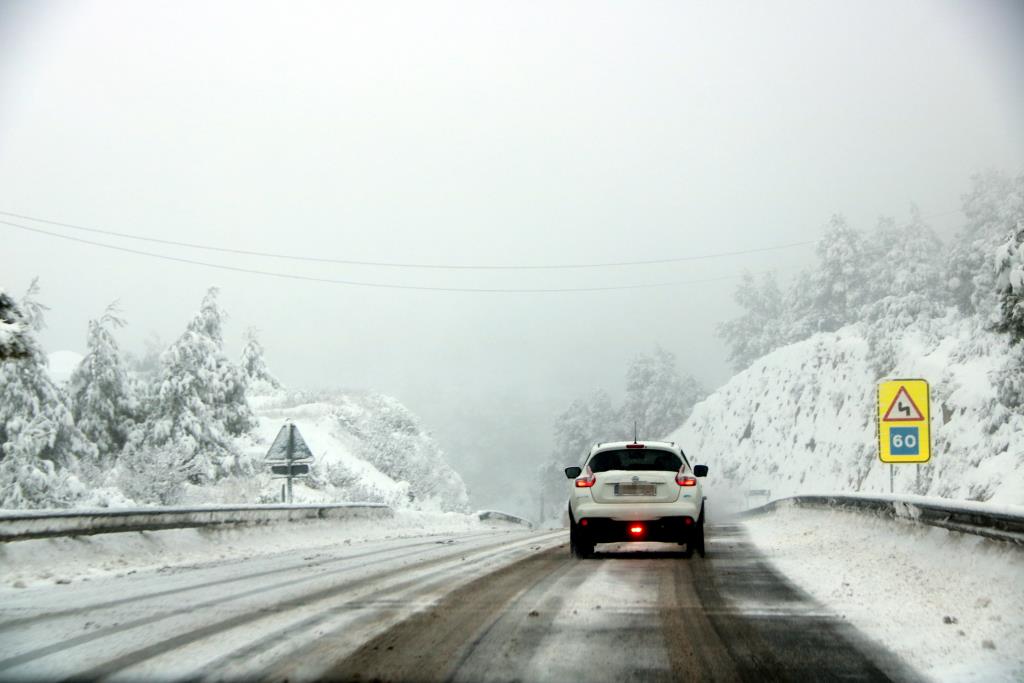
[564,441,708,558]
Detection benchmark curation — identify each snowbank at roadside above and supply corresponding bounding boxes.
[747,491,1024,519]
[0,509,515,589]
[743,505,1024,682]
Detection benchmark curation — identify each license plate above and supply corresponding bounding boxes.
[614,483,656,496]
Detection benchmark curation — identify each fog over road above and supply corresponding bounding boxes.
[0,525,918,682]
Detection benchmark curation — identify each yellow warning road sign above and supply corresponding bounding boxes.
[878,379,930,463]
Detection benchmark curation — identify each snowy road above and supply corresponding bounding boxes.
[0,524,918,682]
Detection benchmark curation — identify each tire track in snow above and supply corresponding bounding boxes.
[204,537,569,681]
[316,525,924,683]
[0,531,548,678]
[0,531,498,630]
[5,532,564,682]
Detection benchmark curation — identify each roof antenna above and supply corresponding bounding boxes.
[633,420,638,444]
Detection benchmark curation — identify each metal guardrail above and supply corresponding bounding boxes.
[740,495,1024,546]
[0,503,393,543]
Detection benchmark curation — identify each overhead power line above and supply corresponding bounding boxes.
[2,206,963,293]
[2,219,762,293]
[0,209,820,270]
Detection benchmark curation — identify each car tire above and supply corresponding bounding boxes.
[569,524,594,558]
[694,511,706,558]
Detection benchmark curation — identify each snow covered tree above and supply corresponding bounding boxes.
[0,289,31,361]
[781,268,817,343]
[240,327,281,392]
[860,210,948,377]
[552,389,620,460]
[133,287,254,482]
[0,280,96,508]
[67,303,139,458]
[622,347,706,439]
[116,442,189,505]
[993,214,1024,345]
[717,271,788,371]
[947,170,1022,319]
[994,222,1024,410]
[186,289,254,438]
[864,209,946,306]
[339,393,468,511]
[802,215,872,333]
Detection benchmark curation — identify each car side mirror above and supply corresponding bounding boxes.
[693,464,708,477]
[564,466,582,479]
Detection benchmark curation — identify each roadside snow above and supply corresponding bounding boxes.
[0,510,507,589]
[743,506,1024,682]
[765,492,1024,519]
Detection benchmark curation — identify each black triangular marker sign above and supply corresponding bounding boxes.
[266,423,315,461]
[883,386,923,422]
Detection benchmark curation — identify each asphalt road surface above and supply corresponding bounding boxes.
[0,524,919,682]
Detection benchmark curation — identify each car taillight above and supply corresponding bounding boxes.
[629,524,644,535]
[575,467,596,488]
[676,471,697,486]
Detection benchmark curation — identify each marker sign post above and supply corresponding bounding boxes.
[877,379,930,492]
[265,422,314,503]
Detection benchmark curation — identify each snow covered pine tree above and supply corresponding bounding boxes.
[716,271,787,371]
[0,289,31,361]
[860,210,947,377]
[0,280,96,508]
[993,186,1024,409]
[131,287,255,483]
[804,214,873,333]
[993,179,1024,345]
[68,303,139,459]
[622,347,706,439]
[947,170,1022,319]
[240,327,281,392]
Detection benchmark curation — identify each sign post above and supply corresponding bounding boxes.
[265,421,314,503]
[877,379,930,493]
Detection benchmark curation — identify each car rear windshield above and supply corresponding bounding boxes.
[587,448,682,473]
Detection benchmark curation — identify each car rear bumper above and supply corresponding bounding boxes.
[575,516,698,544]
[572,499,701,522]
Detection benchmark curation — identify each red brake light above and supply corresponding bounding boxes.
[575,467,596,488]
[626,443,645,449]
[676,469,697,486]
[629,524,644,535]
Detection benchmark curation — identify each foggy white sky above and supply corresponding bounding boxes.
[2,0,1022,509]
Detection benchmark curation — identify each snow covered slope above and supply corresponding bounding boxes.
[670,316,1024,508]
[243,389,470,512]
